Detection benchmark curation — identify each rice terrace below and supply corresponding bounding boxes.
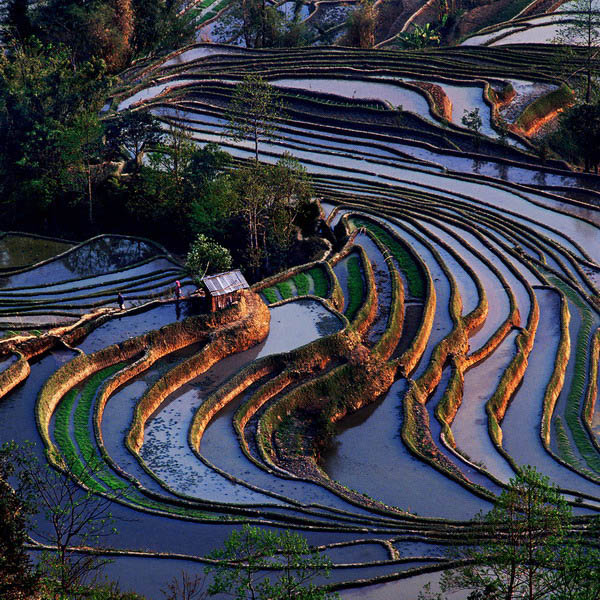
[1,0,600,598]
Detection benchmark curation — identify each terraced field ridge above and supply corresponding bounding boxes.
[2,42,600,600]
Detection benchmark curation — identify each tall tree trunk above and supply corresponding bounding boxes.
[261,0,266,47]
[87,164,93,224]
[254,124,259,163]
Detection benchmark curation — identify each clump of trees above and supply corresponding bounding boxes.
[550,102,600,172]
[0,0,196,236]
[0,39,319,279]
[5,0,195,68]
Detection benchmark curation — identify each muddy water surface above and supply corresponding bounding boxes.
[451,329,520,483]
[323,379,492,519]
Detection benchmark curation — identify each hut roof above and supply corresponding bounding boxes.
[202,269,249,297]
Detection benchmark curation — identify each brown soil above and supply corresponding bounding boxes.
[410,81,452,119]
[375,0,427,43]
[456,0,522,40]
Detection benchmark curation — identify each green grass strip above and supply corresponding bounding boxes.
[54,387,105,493]
[262,287,279,304]
[516,83,574,131]
[53,389,89,479]
[345,255,365,322]
[352,219,425,298]
[308,267,328,298]
[276,280,294,300]
[292,272,310,296]
[73,363,130,492]
[551,281,600,475]
[554,417,582,468]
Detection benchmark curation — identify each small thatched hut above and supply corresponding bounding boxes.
[201,270,250,312]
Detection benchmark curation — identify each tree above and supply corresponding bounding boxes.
[131,0,196,55]
[344,0,378,48]
[228,156,314,277]
[265,153,312,252]
[554,0,600,103]
[162,571,208,600]
[462,107,482,135]
[7,446,121,598]
[186,234,233,283]
[422,467,600,600]
[393,22,441,49]
[205,525,338,599]
[213,0,307,48]
[30,0,135,71]
[551,101,600,172]
[225,74,282,163]
[59,111,106,224]
[150,120,196,192]
[105,110,162,167]
[0,442,39,600]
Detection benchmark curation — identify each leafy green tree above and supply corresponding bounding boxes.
[394,23,441,49]
[205,525,337,600]
[186,234,233,282]
[131,0,196,55]
[421,467,600,600]
[551,101,600,172]
[105,110,161,167]
[225,74,282,162]
[58,111,106,224]
[186,144,234,238]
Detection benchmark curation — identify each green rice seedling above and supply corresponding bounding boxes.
[276,280,294,300]
[308,267,329,297]
[53,389,85,474]
[262,287,279,304]
[345,255,364,321]
[552,280,600,475]
[555,417,584,470]
[292,272,310,296]
[73,363,129,492]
